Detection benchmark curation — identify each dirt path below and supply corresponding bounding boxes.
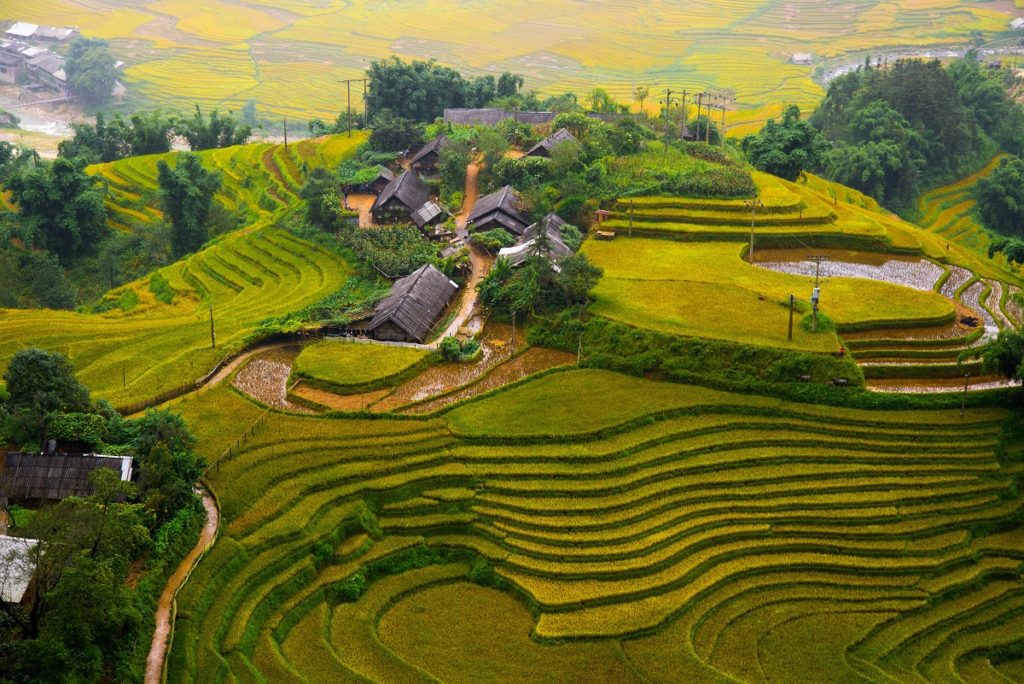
[433,163,491,346]
[203,341,299,390]
[145,489,219,684]
[346,193,376,227]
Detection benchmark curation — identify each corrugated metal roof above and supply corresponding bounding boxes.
[411,200,445,228]
[0,452,133,501]
[5,23,38,38]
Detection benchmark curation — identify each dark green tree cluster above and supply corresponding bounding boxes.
[300,167,342,231]
[988,236,1024,265]
[65,38,117,108]
[980,328,1024,394]
[742,105,827,181]
[157,152,222,257]
[58,111,175,163]
[365,57,526,123]
[367,109,423,152]
[808,57,1023,211]
[175,105,252,151]
[974,156,1024,237]
[0,351,206,682]
[478,243,602,318]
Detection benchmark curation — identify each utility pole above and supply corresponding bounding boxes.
[629,199,634,237]
[744,196,763,262]
[695,92,704,140]
[661,88,675,143]
[705,94,714,144]
[679,89,688,139]
[511,310,516,350]
[788,294,795,341]
[720,99,728,148]
[338,78,369,137]
[283,118,288,150]
[210,305,216,349]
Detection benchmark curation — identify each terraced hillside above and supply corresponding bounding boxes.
[5,0,1017,128]
[0,134,366,408]
[917,155,1008,260]
[166,369,1024,682]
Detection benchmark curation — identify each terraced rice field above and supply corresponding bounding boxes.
[0,134,367,408]
[5,1,1017,124]
[165,368,1024,682]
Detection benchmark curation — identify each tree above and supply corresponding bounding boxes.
[157,153,221,257]
[307,118,329,137]
[175,106,251,151]
[634,86,650,113]
[988,236,1024,265]
[981,329,1024,383]
[742,105,828,181]
[6,157,108,259]
[241,99,257,127]
[555,253,603,304]
[58,112,130,163]
[126,111,174,156]
[497,72,525,99]
[3,348,91,447]
[974,156,1024,237]
[65,38,116,108]
[589,88,618,113]
[300,167,341,231]
[367,109,422,152]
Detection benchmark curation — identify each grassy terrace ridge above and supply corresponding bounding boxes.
[0,133,367,408]
[164,368,1024,682]
[291,341,435,394]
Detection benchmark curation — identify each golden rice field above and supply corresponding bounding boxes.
[0,133,367,408]
[3,0,1020,125]
[164,369,1024,682]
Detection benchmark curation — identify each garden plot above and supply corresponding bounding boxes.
[231,347,309,412]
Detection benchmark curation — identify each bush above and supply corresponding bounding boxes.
[327,571,367,603]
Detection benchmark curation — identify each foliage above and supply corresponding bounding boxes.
[470,228,516,252]
[367,109,423,152]
[2,348,91,446]
[6,157,108,260]
[300,167,341,231]
[478,251,602,317]
[65,37,117,108]
[988,236,1024,265]
[292,341,431,391]
[439,336,481,362]
[438,137,473,200]
[365,56,524,122]
[742,105,827,181]
[58,111,174,163]
[980,329,1024,384]
[157,152,222,257]
[948,54,1024,156]
[343,224,437,277]
[604,145,756,198]
[974,156,1024,238]
[175,105,252,151]
[0,248,75,309]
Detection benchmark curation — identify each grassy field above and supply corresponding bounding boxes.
[291,341,434,393]
[0,133,367,408]
[2,1,1018,125]
[163,368,1024,681]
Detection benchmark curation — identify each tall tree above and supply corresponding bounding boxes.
[175,106,251,151]
[3,348,91,447]
[367,109,422,151]
[65,38,116,108]
[156,153,221,257]
[6,157,107,259]
[742,105,828,181]
[974,156,1024,237]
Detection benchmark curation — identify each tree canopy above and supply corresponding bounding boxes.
[157,152,222,257]
[175,106,252,151]
[974,156,1024,238]
[742,105,826,181]
[65,38,116,108]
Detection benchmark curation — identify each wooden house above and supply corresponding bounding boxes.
[408,134,448,174]
[467,185,531,236]
[411,200,448,234]
[525,128,578,158]
[371,169,432,225]
[366,264,458,343]
[345,166,395,195]
[497,213,574,269]
[0,53,20,85]
[0,451,134,506]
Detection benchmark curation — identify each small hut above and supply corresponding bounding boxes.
[371,169,432,225]
[497,213,574,269]
[408,134,448,174]
[467,185,531,236]
[366,264,458,343]
[525,128,578,158]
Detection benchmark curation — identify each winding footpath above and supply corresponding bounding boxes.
[144,490,219,684]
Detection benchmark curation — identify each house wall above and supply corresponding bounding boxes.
[372,197,413,225]
[371,321,413,343]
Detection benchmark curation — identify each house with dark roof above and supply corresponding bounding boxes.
[0,535,38,605]
[467,185,531,236]
[371,169,432,224]
[411,200,448,234]
[408,134,448,174]
[25,52,66,95]
[525,128,578,158]
[0,53,20,84]
[366,264,459,343]
[0,451,135,506]
[497,213,574,269]
[345,166,395,195]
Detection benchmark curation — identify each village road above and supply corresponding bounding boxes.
[144,489,219,684]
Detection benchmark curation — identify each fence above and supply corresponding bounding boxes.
[203,408,271,476]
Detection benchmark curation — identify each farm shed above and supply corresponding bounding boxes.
[371,169,432,225]
[498,213,573,269]
[1011,17,1024,30]
[525,128,579,158]
[4,23,37,40]
[367,264,458,343]
[0,452,134,505]
[25,53,67,95]
[411,200,448,232]
[791,53,813,65]
[0,535,38,604]
[467,185,531,236]
[408,134,448,174]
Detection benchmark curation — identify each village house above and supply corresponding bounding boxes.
[497,213,574,269]
[371,169,432,224]
[3,22,78,43]
[467,185,531,236]
[408,134,448,174]
[0,451,135,508]
[791,53,813,66]
[1010,17,1024,31]
[25,52,67,95]
[525,128,578,158]
[344,165,395,195]
[0,535,38,606]
[366,264,459,343]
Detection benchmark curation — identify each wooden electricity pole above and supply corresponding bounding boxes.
[808,256,828,333]
[695,92,704,140]
[209,306,216,349]
[744,196,763,262]
[338,78,369,137]
[705,94,714,144]
[283,118,288,150]
[788,294,795,341]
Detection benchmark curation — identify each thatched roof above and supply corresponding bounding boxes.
[371,169,431,214]
[468,185,530,235]
[0,452,134,502]
[498,213,573,268]
[0,535,38,603]
[367,264,458,342]
[409,134,448,165]
[525,128,578,157]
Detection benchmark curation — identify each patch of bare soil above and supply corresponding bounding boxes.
[290,384,391,411]
[231,347,311,412]
[866,376,1021,394]
[755,251,944,291]
[345,193,376,227]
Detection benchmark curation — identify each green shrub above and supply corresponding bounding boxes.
[326,571,366,603]
[148,273,174,304]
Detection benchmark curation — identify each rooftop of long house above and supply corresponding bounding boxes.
[367,264,459,342]
[0,451,134,502]
[372,168,432,213]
